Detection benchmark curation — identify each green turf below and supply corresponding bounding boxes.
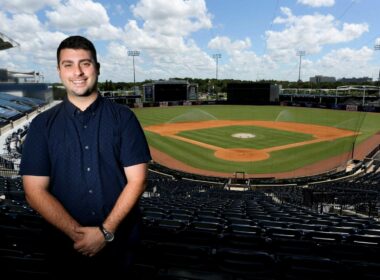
[133,105,380,175]
[178,125,315,149]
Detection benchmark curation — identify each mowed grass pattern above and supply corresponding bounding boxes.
[178,125,315,149]
[133,105,380,175]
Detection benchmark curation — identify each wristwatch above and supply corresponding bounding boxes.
[99,225,114,242]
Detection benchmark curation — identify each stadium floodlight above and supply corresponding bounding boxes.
[212,53,222,80]
[0,32,20,51]
[296,50,306,83]
[375,44,380,88]
[128,50,140,95]
[212,54,221,101]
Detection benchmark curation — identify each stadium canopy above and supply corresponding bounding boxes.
[0,106,21,120]
[0,98,32,113]
[0,32,19,51]
[336,85,380,92]
[0,92,44,108]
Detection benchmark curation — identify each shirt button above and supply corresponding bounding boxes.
[87,167,91,172]
[91,211,96,215]
[89,189,93,194]
[84,145,89,150]
[84,125,87,129]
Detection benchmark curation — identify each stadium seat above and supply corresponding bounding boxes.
[0,251,48,279]
[343,261,380,280]
[346,234,380,246]
[218,232,268,251]
[265,227,303,240]
[278,255,344,280]
[155,241,213,270]
[304,231,349,244]
[215,248,277,279]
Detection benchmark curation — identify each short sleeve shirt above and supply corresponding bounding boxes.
[19,95,151,225]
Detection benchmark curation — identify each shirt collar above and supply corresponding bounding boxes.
[64,94,103,117]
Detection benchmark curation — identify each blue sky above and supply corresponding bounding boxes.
[1,0,380,83]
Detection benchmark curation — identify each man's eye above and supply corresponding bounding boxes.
[63,64,72,68]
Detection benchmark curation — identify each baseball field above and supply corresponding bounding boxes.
[133,105,380,178]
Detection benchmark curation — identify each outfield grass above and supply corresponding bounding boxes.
[133,105,380,175]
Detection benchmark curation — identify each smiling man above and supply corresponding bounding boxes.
[57,37,101,107]
[19,35,151,278]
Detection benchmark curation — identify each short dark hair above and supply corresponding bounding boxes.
[57,35,98,65]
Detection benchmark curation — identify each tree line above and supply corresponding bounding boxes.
[51,78,378,97]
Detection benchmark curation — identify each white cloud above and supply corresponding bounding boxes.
[86,24,123,40]
[0,12,46,52]
[315,47,374,78]
[208,36,251,54]
[122,20,160,50]
[0,0,59,14]
[131,0,212,37]
[297,0,335,7]
[7,13,43,35]
[108,0,215,80]
[0,9,67,81]
[207,36,268,80]
[0,0,378,82]
[266,7,368,62]
[46,0,110,32]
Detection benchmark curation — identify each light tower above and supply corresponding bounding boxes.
[375,44,380,87]
[212,53,221,101]
[128,50,140,94]
[297,50,305,82]
[212,53,221,80]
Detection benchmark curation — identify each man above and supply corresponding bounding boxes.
[19,35,151,278]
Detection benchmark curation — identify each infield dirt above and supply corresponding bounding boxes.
[145,120,358,163]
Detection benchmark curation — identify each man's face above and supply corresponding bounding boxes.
[57,48,99,98]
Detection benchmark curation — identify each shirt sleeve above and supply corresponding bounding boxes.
[120,111,152,167]
[19,117,51,176]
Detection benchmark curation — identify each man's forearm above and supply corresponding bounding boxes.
[26,190,82,241]
[103,179,146,233]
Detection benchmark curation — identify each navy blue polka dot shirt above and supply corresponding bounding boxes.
[19,95,151,225]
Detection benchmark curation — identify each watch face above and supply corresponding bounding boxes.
[105,231,114,242]
[100,226,114,242]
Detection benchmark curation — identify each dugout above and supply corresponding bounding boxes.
[227,82,280,105]
[143,80,198,103]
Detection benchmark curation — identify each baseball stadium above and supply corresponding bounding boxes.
[135,104,380,179]
[129,81,380,185]
[1,32,380,279]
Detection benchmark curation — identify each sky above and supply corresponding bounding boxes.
[1,0,380,83]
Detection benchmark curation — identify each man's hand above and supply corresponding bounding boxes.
[73,226,106,257]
